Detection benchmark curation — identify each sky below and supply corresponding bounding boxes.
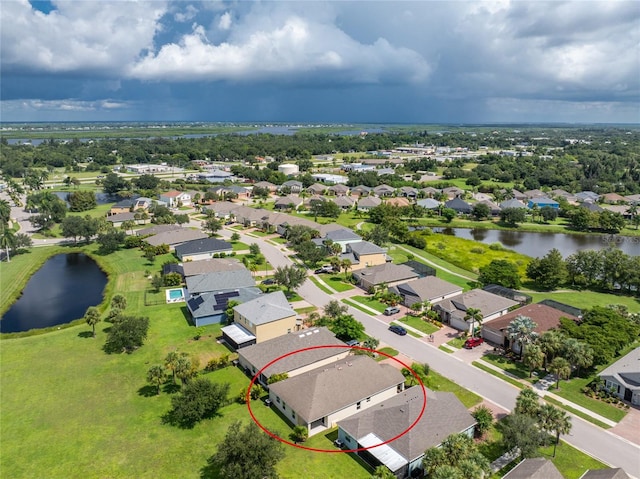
[1,0,639,124]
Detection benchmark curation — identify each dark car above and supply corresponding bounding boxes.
[388,324,407,336]
[261,278,276,285]
[464,337,484,349]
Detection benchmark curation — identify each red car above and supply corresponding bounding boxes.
[464,337,484,349]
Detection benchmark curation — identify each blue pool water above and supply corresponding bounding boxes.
[168,289,184,300]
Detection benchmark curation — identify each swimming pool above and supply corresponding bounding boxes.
[166,288,186,303]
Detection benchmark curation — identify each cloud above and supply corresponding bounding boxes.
[218,11,232,30]
[174,4,198,23]
[1,98,132,112]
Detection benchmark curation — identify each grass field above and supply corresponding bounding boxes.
[527,290,640,313]
[317,274,355,292]
[396,315,439,335]
[350,295,388,314]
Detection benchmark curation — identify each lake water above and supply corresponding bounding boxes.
[53,191,112,206]
[431,227,640,258]
[1,253,108,333]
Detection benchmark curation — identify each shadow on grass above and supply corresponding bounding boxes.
[77,331,94,338]
[138,384,159,397]
[162,382,181,394]
[199,457,221,479]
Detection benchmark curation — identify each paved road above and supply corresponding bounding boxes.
[220,228,640,478]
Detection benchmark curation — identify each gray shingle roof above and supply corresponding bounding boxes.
[347,241,385,256]
[580,469,631,479]
[175,237,233,257]
[182,258,244,277]
[144,228,208,246]
[324,228,362,242]
[503,458,564,479]
[433,289,519,320]
[353,263,419,286]
[392,276,462,302]
[499,198,527,209]
[357,196,382,208]
[599,347,640,392]
[186,287,262,318]
[269,356,404,423]
[338,387,475,465]
[417,198,440,209]
[239,327,349,378]
[186,269,255,295]
[233,291,296,325]
[136,224,181,236]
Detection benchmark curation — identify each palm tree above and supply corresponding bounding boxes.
[539,330,565,371]
[505,315,538,358]
[562,337,594,377]
[549,357,571,389]
[464,308,483,337]
[537,403,572,457]
[0,226,16,262]
[164,351,180,384]
[84,306,101,338]
[249,262,258,277]
[340,259,352,281]
[147,365,166,395]
[523,343,545,377]
[121,220,136,235]
[111,294,127,311]
[0,199,11,225]
[514,387,540,417]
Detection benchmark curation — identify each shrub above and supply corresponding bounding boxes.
[489,242,505,251]
[470,246,485,254]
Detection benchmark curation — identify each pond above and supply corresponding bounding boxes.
[431,227,640,258]
[1,253,108,333]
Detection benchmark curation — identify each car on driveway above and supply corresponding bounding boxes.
[464,337,484,349]
[261,278,276,285]
[314,265,333,274]
[383,306,401,316]
[388,324,407,336]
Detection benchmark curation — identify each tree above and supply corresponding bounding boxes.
[168,378,229,428]
[370,466,396,479]
[67,190,97,212]
[97,229,126,254]
[291,425,309,444]
[499,413,546,460]
[464,308,483,337]
[102,172,130,195]
[549,357,571,389]
[324,300,349,320]
[366,224,391,246]
[441,207,457,223]
[230,232,240,242]
[514,388,541,417]
[526,248,567,290]
[0,199,11,226]
[202,217,222,236]
[147,365,166,395]
[500,207,526,225]
[0,226,16,262]
[471,202,490,220]
[84,306,101,338]
[472,405,493,438]
[537,403,571,457]
[562,338,593,377]
[111,294,127,311]
[506,315,538,358]
[523,343,545,377]
[273,265,307,293]
[210,421,285,479]
[133,174,161,191]
[121,220,136,235]
[478,259,521,288]
[165,351,180,384]
[539,330,565,370]
[423,432,490,479]
[540,206,558,222]
[104,315,150,353]
[249,243,261,255]
[329,314,365,342]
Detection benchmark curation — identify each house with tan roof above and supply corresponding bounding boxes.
[390,276,463,308]
[182,258,244,277]
[357,196,382,211]
[386,197,411,208]
[144,228,208,249]
[503,458,563,479]
[433,289,518,334]
[337,387,476,479]
[353,263,419,290]
[268,355,405,436]
[238,327,350,386]
[327,184,350,196]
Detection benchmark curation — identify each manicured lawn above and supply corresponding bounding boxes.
[438,345,454,354]
[447,337,466,349]
[231,241,250,251]
[397,243,479,282]
[527,290,640,313]
[542,441,608,479]
[294,306,318,315]
[397,315,439,335]
[248,230,271,237]
[377,347,399,358]
[472,361,525,390]
[543,396,612,429]
[343,298,376,316]
[425,370,483,408]
[350,295,387,314]
[318,274,355,292]
[481,353,540,381]
[309,276,333,294]
[551,375,628,423]
[270,237,288,244]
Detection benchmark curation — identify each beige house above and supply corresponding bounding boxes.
[353,263,419,290]
[340,241,389,271]
[223,291,299,348]
[159,190,192,207]
[238,327,350,386]
[268,355,405,436]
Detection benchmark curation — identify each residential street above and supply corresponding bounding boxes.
[220,227,640,478]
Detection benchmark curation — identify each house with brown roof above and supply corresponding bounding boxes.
[433,289,518,334]
[482,303,579,349]
[373,184,396,197]
[334,195,355,210]
[390,276,463,308]
[136,224,182,237]
[351,185,372,197]
[327,184,350,196]
[268,355,405,436]
[159,190,192,207]
[274,195,304,210]
[601,193,628,204]
[386,197,411,208]
[357,196,382,211]
[238,327,350,386]
[337,387,476,479]
[253,181,277,193]
[503,458,563,479]
[307,183,328,195]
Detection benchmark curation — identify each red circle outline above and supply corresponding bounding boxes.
[245,344,427,453]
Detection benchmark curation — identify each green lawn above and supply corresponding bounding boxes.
[543,396,612,429]
[377,347,399,358]
[318,274,355,292]
[231,241,250,251]
[425,370,483,409]
[542,441,608,479]
[0,245,371,479]
[481,353,540,381]
[396,315,439,335]
[551,375,628,423]
[350,295,388,314]
[343,298,377,316]
[447,337,466,349]
[309,276,334,294]
[527,290,640,313]
[397,243,479,282]
[472,361,525,390]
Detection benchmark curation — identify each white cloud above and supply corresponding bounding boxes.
[218,11,232,30]
[175,4,198,23]
[1,99,131,113]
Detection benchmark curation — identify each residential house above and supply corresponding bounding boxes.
[598,347,640,405]
[182,258,244,277]
[105,212,138,228]
[624,194,640,204]
[551,189,576,203]
[201,201,242,220]
[527,197,559,209]
[268,355,405,436]
[580,469,631,479]
[420,187,440,198]
[279,180,303,194]
[337,387,476,479]
[340,241,389,271]
[523,189,546,199]
[576,191,600,203]
[444,197,472,214]
[327,184,350,196]
[442,186,464,199]
[223,291,299,348]
[136,224,181,237]
[601,193,627,204]
[162,262,184,278]
[238,327,350,386]
[511,189,527,201]
[386,197,411,208]
[186,268,255,296]
[390,276,463,308]
[307,183,328,195]
[604,205,632,218]
[433,289,519,334]
[482,303,579,350]
[313,228,362,253]
[351,185,372,197]
[499,198,527,210]
[159,190,191,207]
[334,195,355,210]
[144,228,208,249]
[398,186,419,199]
[209,185,251,200]
[353,263,419,291]
[503,458,564,479]
[357,196,382,211]
[109,196,140,215]
[581,202,604,213]
[373,184,396,197]
[274,195,304,210]
[253,181,278,193]
[416,198,441,210]
[479,200,501,216]
[174,237,233,261]
[197,170,235,183]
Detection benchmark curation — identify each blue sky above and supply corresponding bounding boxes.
[1,0,639,123]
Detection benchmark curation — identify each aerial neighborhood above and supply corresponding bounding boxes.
[1,125,639,479]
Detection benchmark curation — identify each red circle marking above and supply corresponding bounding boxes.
[245,344,427,453]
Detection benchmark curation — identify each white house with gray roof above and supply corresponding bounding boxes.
[598,347,640,405]
[238,327,350,386]
[182,258,244,277]
[144,228,208,249]
[433,289,518,334]
[268,355,405,436]
[313,228,362,253]
[390,276,463,308]
[186,287,261,327]
[186,269,255,296]
[337,387,476,479]
[174,237,233,261]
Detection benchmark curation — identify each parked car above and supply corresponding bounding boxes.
[346,339,360,347]
[464,337,484,349]
[383,306,401,316]
[314,265,333,274]
[389,324,407,336]
[261,278,276,285]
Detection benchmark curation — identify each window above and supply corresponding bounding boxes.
[292,411,296,419]
[283,402,286,410]
[276,396,280,404]
[356,401,361,410]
